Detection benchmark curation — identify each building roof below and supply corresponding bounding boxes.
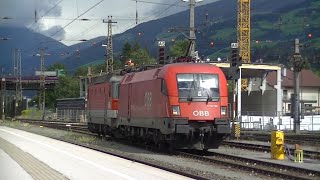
[267,69,320,88]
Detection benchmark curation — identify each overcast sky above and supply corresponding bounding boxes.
[0,0,219,45]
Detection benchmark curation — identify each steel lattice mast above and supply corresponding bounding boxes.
[35,49,49,120]
[103,16,117,73]
[237,0,250,63]
[181,0,203,58]
[13,48,22,117]
[39,49,45,113]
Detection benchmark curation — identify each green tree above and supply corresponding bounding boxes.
[47,63,65,71]
[169,40,189,58]
[121,42,132,62]
[45,76,79,108]
[74,66,89,77]
[132,41,140,51]
[130,48,156,66]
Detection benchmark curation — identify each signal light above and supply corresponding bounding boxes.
[210,41,214,47]
[230,48,238,67]
[158,47,165,64]
[229,47,241,80]
[308,33,312,38]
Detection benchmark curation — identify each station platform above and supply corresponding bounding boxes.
[0,126,191,180]
[213,140,320,172]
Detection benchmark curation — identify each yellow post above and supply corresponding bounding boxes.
[271,130,284,160]
[232,123,241,139]
[235,123,240,139]
[294,144,303,163]
[294,150,303,163]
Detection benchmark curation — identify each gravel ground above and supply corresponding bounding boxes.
[1,120,272,180]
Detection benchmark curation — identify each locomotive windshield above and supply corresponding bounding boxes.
[177,74,219,102]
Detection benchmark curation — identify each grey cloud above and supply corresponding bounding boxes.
[42,25,65,39]
[0,0,62,30]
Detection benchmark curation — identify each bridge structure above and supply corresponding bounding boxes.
[1,76,59,119]
[1,76,59,90]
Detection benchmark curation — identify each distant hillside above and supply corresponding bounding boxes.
[206,0,320,68]
[57,0,309,72]
[2,0,315,75]
[0,27,67,75]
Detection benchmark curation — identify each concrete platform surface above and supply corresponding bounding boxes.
[0,126,192,180]
[0,148,33,180]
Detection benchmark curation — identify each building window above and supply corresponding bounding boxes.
[288,104,291,111]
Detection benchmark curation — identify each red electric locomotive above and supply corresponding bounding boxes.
[87,63,230,150]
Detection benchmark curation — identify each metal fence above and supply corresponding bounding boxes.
[56,109,86,122]
[56,98,86,122]
[240,111,320,131]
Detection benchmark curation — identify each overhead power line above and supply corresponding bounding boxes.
[22,0,105,55]
[30,0,64,31]
[49,0,105,39]
[40,0,65,19]
[131,0,186,7]
[121,1,182,33]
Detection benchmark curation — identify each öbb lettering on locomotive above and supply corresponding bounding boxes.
[192,110,210,117]
[87,63,230,150]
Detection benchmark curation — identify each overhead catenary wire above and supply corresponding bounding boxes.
[29,0,65,32]
[22,0,105,55]
[49,0,105,39]
[131,0,186,7]
[40,0,65,19]
[120,1,183,34]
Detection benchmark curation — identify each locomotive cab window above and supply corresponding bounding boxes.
[161,79,167,95]
[177,74,219,102]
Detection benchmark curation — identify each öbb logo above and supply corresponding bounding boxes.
[192,110,209,117]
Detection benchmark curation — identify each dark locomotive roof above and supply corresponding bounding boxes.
[86,63,221,85]
[121,63,221,84]
[89,73,123,85]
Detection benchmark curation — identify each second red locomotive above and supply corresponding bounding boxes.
[87,63,230,150]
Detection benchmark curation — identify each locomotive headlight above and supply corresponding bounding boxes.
[172,105,180,116]
[221,106,227,116]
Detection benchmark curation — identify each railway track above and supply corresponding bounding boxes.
[222,141,320,160]
[15,119,320,179]
[178,150,320,180]
[18,119,93,135]
[241,131,320,146]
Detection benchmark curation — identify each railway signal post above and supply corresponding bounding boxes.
[158,41,166,64]
[229,43,242,139]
